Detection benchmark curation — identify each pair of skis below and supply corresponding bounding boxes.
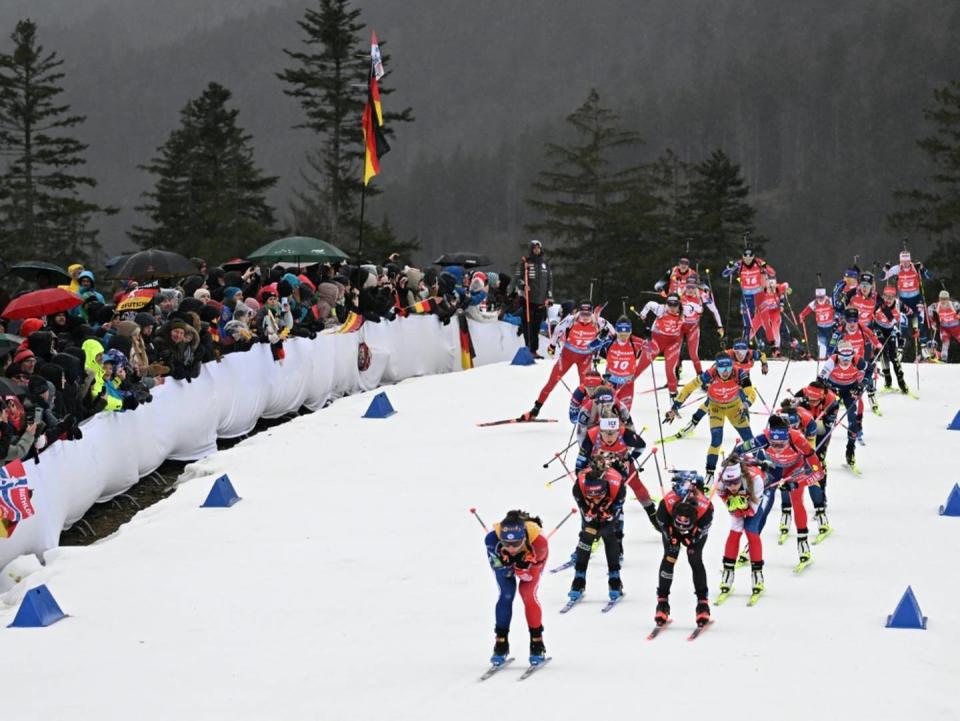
[480,657,552,682]
[715,586,764,607]
[559,593,624,614]
[477,418,557,428]
[646,619,713,641]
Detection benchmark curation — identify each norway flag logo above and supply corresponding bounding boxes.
[0,459,36,539]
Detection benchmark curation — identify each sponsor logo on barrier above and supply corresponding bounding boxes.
[358,341,372,372]
[0,459,36,539]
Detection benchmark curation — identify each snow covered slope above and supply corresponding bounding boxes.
[2,361,958,721]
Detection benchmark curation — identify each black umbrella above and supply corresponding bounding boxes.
[9,261,71,285]
[433,252,492,269]
[107,249,198,281]
[0,376,26,397]
[105,254,131,269]
[0,333,25,357]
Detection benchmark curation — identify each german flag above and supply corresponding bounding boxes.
[336,311,365,334]
[362,33,390,186]
[407,297,437,315]
[458,314,475,370]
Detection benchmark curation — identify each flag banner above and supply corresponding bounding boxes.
[371,30,384,80]
[0,459,36,539]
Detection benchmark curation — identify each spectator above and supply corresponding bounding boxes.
[1,395,37,462]
[260,291,294,362]
[82,338,123,413]
[77,270,106,305]
[58,264,85,295]
[514,239,553,355]
[152,319,202,381]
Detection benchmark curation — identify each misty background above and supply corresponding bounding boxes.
[2,0,957,297]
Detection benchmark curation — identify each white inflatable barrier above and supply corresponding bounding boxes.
[0,317,523,572]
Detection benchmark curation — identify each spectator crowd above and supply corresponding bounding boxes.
[0,251,534,466]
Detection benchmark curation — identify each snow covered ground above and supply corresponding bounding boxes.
[2,359,959,721]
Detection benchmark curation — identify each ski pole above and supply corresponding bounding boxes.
[770,356,792,409]
[545,470,573,487]
[813,392,861,455]
[653,446,666,496]
[649,360,668,469]
[469,508,488,533]
[544,430,579,468]
[546,508,578,539]
[632,446,657,473]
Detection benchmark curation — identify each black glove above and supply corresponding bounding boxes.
[122,395,139,411]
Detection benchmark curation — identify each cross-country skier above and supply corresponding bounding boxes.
[776,397,818,541]
[832,266,860,309]
[829,306,882,416]
[749,275,794,356]
[731,414,825,568]
[929,289,960,362]
[722,246,775,337]
[599,315,650,410]
[671,338,768,440]
[818,339,867,468]
[679,274,724,375]
[794,379,840,538]
[654,255,698,296]
[874,286,910,392]
[521,301,613,420]
[716,455,766,602]
[880,250,932,344]
[638,293,685,398]
[575,411,657,530]
[798,288,837,360]
[485,510,549,667]
[568,466,626,602]
[843,271,879,326]
[663,353,754,484]
[568,375,632,443]
[654,472,714,629]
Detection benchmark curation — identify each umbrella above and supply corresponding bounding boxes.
[0,333,25,357]
[105,254,131,270]
[117,287,159,312]
[222,258,253,272]
[247,236,350,264]
[9,261,71,285]
[433,252,492,268]
[107,249,198,281]
[2,288,82,320]
[0,377,26,397]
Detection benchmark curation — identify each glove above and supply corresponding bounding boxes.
[739,404,750,422]
[781,479,799,491]
[717,328,725,338]
[761,361,769,375]
[654,279,666,292]
[569,407,580,423]
[547,344,556,357]
[122,396,139,411]
[664,408,678,424]
[882,262,891,272]
[726,495,748,512]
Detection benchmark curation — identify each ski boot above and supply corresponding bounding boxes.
[779,507,792,535]
[845,441,856,467]
[695,598,711,627]
[608,570,623,601]
[490,626,510,666]
[815,508,830,534]
[751,562,765,595]
[669,391,679,404]
[654,596,670,627]
[568,570,586,601]
[519,400,542,421]
[896,372,909,395]
[868,392,879,413]
[719,558,735,595]
[736,545,750,567]
[704,471,715,490]
[528,626,546,666]
[882,368,893,390]
[797,530,812,564]
[675,419,697,439]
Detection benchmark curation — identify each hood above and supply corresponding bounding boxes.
[81,338,105,373]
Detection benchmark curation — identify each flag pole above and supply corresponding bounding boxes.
[358,182,366,257]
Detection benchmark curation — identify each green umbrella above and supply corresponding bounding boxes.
[246,236,350,264]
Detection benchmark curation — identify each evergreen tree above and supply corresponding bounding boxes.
[677,149,765,270]
[278,0,412,254]
[131,82,277,262]
[889,80,960,283]
[0,19,114,266]
[526,89,669,303]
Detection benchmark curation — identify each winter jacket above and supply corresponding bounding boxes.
[514,253,553,306]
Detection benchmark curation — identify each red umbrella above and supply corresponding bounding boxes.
[2,288,82,320]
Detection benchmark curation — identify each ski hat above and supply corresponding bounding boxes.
[859,272,874,285]
[685,273,699,286]
[940,290,950,300]
[599,415,620,432]
[843,268,859,279]
[714,354,734,375]
[720,465,742,484]
[499,520,526,546]
[578,301,593,314]
[529,239,542,251]
[665,293,681,307]
[594,388,615,406]
[742,247,755,258]
[581,471,609,500]
[882,285,897,298]
[767,414,790,443]
[583,368,603,389]
[900,250,911,263]
[678,256,690,265]
[844,307,859,322]
[804,383,825,402]
[815,288,826,297]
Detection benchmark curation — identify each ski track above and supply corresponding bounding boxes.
[1,361,958,721]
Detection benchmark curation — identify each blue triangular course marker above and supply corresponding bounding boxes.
[948,410,960,430]
[8,584,67,628]
[885,586,928,629]
[363,392,396,419]
[939,483,960,516]
[511,347,536,366]
[201,474,241,508]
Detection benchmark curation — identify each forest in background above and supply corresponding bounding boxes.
[0,0,958,302]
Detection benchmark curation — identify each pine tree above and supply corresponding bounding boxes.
[278,0,412,253]
[889,80,960,283]
[0,19,115,266]
[526,89,669,302]
[678,149,765,270]
[131,82,277,263]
